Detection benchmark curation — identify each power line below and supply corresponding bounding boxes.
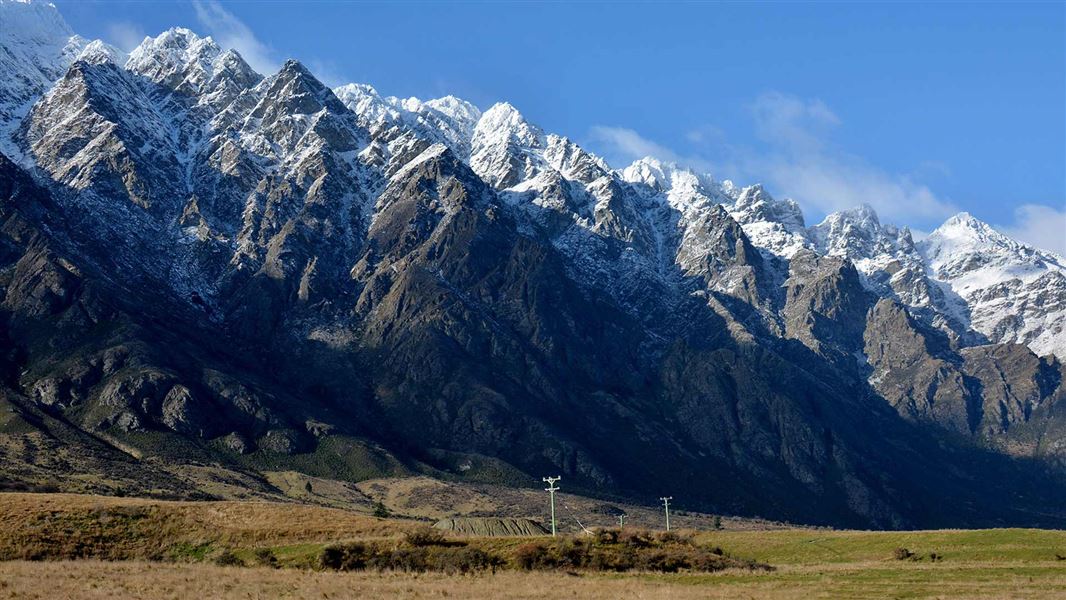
[660,496,673,531]
[543,476,561,536]
[558,495,592,535]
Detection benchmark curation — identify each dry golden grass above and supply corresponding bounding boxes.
[0,492,418,561]
[3,559,1065,600]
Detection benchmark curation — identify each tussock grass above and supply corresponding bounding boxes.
[0,492,417,561]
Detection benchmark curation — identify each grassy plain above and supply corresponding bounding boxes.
[0,492,1063,599]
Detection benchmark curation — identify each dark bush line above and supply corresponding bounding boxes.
[511,530,771,574]
[319,528,773,575]
[320,542,504,574]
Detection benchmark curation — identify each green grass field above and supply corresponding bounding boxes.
[698,528,1066,563]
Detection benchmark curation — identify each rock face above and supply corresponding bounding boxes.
[1,0,1065,529]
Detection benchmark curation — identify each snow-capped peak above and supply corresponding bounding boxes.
[916,212,1066,358]
[423,95,481,125]
[75,39,127,65]
[263,59,339,110]
[0,0,74,47]
[0,0,89,155]
[334,82,401,126]
[724,185,811,259]
[124,26,259,104]
[473,102,545,151]
[332,83,480,161]
[805,205,927,308]
[810,203,896,260]
[620,156,671,191]
[470,102,548,188]
[126,27,221,84]
[620,157,719,198]
[732,184,806,229]
[924,212,1022,255]
[920,212,1063,284]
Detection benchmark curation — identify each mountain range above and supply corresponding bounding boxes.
[1,0,1064,528]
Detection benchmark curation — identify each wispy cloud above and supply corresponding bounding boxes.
[191,0,276,74]
[586,126,718,173]
[746,91,958,224]
[590,92,960,226]
[751,92,840,153]
[105,21,146,53]
[684,125,726,145]
[588,126,681,164]
[999,204,1066,256]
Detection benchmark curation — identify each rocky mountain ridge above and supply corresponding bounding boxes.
[1,0,1064,529]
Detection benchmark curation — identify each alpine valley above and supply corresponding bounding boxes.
[1,0,1065,529]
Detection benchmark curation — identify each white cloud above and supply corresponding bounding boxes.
[591,94,1056,246]
[746,91,959,224]
[751,92,839,153]
[587,126,682,165]
[586,126,719,173]
[586,96,957,226]
[105,21,146,52]
[999,204,1066,256]
[753,152,957,224]
[191,0,276,74]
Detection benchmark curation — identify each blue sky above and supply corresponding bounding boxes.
[55,1,1066,252]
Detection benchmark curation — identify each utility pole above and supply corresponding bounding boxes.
[543,476,561,536]
[660,496,673,531]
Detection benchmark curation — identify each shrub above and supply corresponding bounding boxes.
[369,547,428,572]
[320,542,372,571]
[213,549,243,567]
[618,529,654,549]
[656,530,693,546]
[555,539,590,568]
[404,526,448,547]
[713,515,723,530]
[636,548,689,573]
[689,551,732,572]
[588,546,637,572]
[593,528,619,545]
[319,543,505,574]
[894,547,915,560]
[434,547,501,574]
[372,502,390,519]
[514,542,551,570]
[253,548,278,568]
